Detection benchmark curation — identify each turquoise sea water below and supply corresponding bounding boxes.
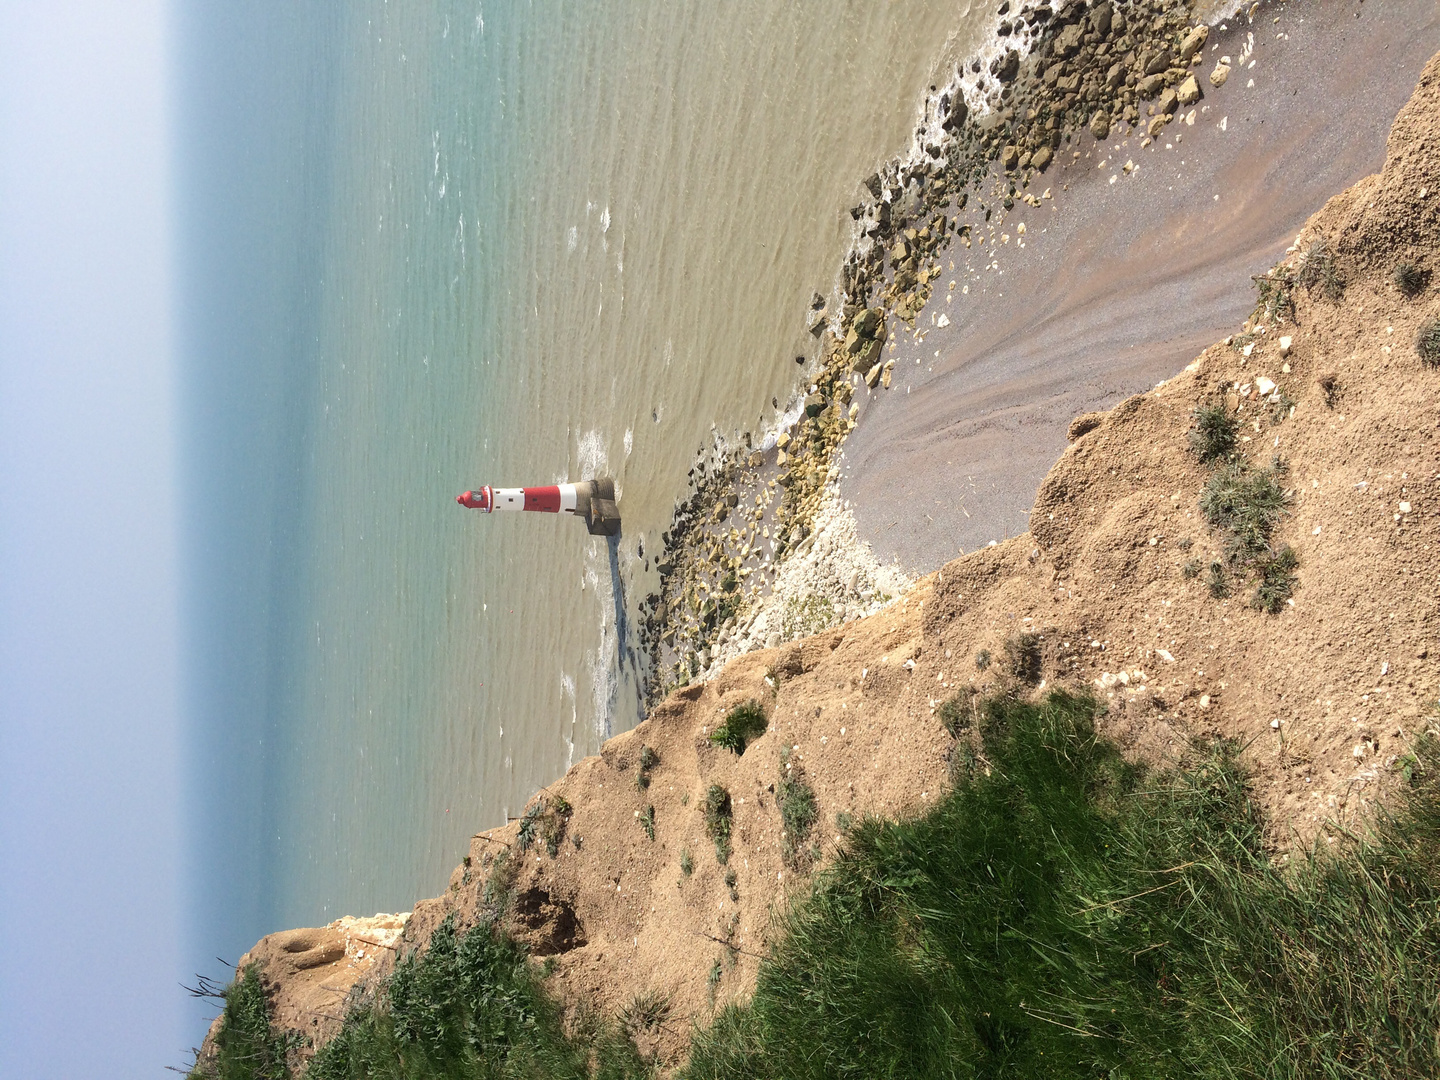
[179,1,995,980]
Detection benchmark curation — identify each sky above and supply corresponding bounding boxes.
[0,1,188,1075]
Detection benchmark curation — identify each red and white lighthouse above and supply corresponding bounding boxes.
[456,477,620,536]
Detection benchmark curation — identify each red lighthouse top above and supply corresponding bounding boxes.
[456,487,492,510]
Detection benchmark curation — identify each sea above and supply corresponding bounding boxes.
[178,0,1018,985]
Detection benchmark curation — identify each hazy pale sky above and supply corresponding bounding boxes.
[0,2,186,1075]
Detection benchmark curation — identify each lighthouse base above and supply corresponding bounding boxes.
[583,478,622,536]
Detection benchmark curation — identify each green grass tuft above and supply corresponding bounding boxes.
[1188,403,1238,464]
[936,688,977,736]
[193,962,294,1080]
[682,692,1440,1080]
[1419,316,1440,368]
[638,804,655,842]
[680,847,694,877]
[709,700,767,755]
[1393,262,1429,298]
[1003,632,1042,685]
[1199,457,1290,560]
[778,770,818,870]
[1252,544,1300,614]
[1296,239,1345,300]
[703,784,734,865]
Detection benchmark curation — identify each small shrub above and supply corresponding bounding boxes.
[636,744,659,790]
[1189,403,1238,463]
[1004,632,1042,685]
[204,963,293,1080]
[724,868,739,901]
[779,771,819,870]
[1419,317,1440,368]
[1252,545,1299,614]
[638,804,655,841]
[1199,459,1290,560]
[1267,389,1297,423]
[709,700,767,755]
[706,958,723,1005]
[1252,268,1296,323]
[975,648,991,671]
[620,991,672,1041]
[835,811,853,832]
[937,688,977,736]
[1295,239,1344,300]
[703,784,734,864]
[680,847,694,876]
[1177,537,1194,551]
[515,799,547,855]
[1393,262,1428,298]
[1182,558,1202,580]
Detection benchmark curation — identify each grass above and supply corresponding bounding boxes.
[780,595,835,640]
[1182,557,1202,580]
[1189,403,1238,464]
[703,784,734,865]
[682,691,1440,1080]
[709,700,767,755]
[1296,239,1345,300]
[299,914,654,1080]
[638,804,655,842]
[1003,632,1042,685]
[936,688,977,736]
[1393,262,1428,298]
[1205,560,1230,598]
[636,745,659,790]
[974,649,991,671]
[1419,316,1440,368]
[1253,544,1300,614]
[680,847,695,877]
[190,962,294,1080]
[778,768,818,870]
[1199,457,1290,561]
[1252,267,1296,323]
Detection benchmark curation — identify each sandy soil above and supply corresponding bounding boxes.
[842,0,1440,570]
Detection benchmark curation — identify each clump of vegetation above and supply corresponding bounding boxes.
[1253,545,1300,614]
[1003,632,1042,685]
[1419,316,1440,368]
[683,692,1440,1080]
[1295,239,1345,300]
[723,868,739,902]
[636,745,659,790]
[703,784,734,865]
[709,700,767,755]
[679,847,694,877]
[974,648,991,671]
[1189,403,1238,463]
[1252,266,1296,323]
[936,688,976,736]
[1205,560,1230,598]
[778,767,818,871]
[1393,261,1429,298]
[300,915,652,1080]
[638,804,655,842]
[515,799,547,855]
[1199,458,1290,560]
[1181,557,1202,580]
[192,962,295,1080]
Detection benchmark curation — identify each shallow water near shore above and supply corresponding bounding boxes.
[184,0,1001,970]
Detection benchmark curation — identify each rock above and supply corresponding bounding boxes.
[1031,145,1054,171]
[993,50,1021,84]
[865,363,883,388]
[1089,2,1112,37]
[881,361,894,389]
[1279,336,1293,357]
[776,431,790,449]
[807,309,827,336]
[864,173,882,199]
[942,95,969,132]
[1002,144,1020,171]
[1105,62,1124,89]
[1177,24,1209,62]
[853,337,882,371]
[843,327,863,354]
[1210,63,1230,88]
[804,393,826,418]
[1144,49,1172,77]
[1157,87,1178,116]
[1147,113,1171,137]
[1056,73,1082,94]
[1176,74,1202,107]
[854,306,882,338]
[1255,376,1277,396]
[1055,23,1084,59]
[1137,73,1166,98]
[1089,111,1111,139]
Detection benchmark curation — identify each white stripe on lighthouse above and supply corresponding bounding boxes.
[492,487,525,511]
[559,483,577,513]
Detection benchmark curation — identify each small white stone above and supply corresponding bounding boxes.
[1400,501,1412,514]
[1278,336,1292,356]
[1256,376,1277,396]
[1271,719,1280,730]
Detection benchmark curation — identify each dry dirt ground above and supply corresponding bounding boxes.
[208,47,1440,1076]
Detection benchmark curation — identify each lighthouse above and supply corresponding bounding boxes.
[456,477,621,536]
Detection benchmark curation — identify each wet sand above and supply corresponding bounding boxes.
[841,0,1440,571]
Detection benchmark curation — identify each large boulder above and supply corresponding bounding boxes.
[1178,24,1209,62]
